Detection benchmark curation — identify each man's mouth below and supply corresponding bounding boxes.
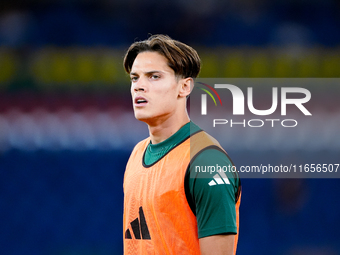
[134,96,148,106]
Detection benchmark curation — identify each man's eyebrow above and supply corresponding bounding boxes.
[145,70,163,74]
[130,70,165,76]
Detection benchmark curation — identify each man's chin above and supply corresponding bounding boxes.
[134,113,160,125]
[134,113,150,123]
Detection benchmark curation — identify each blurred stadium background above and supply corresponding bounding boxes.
[0,0,339,254]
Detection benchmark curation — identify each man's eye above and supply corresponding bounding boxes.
[131,77,138,82]
[151,75,160,79]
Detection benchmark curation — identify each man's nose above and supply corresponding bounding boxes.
[133,78,147,92]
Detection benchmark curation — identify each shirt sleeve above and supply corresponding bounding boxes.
[188,148,239,238]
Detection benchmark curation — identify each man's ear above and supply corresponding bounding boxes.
[178,77,194,98]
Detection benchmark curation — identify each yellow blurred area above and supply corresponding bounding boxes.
[1,47,339,90]
[0,50,17,85]
[30,48,126,90]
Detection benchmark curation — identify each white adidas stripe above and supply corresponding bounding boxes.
[208,180,217,186]
[214,174,224,184]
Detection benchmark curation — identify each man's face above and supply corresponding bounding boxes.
[130,51,183,125]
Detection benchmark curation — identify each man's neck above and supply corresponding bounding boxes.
[147,115,190,144]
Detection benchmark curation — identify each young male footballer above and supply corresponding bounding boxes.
[123,34,241,255]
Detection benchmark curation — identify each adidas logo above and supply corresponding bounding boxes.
[208,173,230,186]
[125,206,151,240]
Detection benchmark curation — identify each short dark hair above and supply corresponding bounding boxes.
[123,34,201,79]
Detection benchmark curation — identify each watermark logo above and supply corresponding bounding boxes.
[195,80,312,128]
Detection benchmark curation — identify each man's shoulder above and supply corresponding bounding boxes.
[190,130,225,157]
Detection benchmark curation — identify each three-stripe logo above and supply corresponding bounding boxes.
[125,206,151,240]
[208,173,230,186]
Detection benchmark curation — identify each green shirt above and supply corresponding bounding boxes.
[144,122,240,238]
